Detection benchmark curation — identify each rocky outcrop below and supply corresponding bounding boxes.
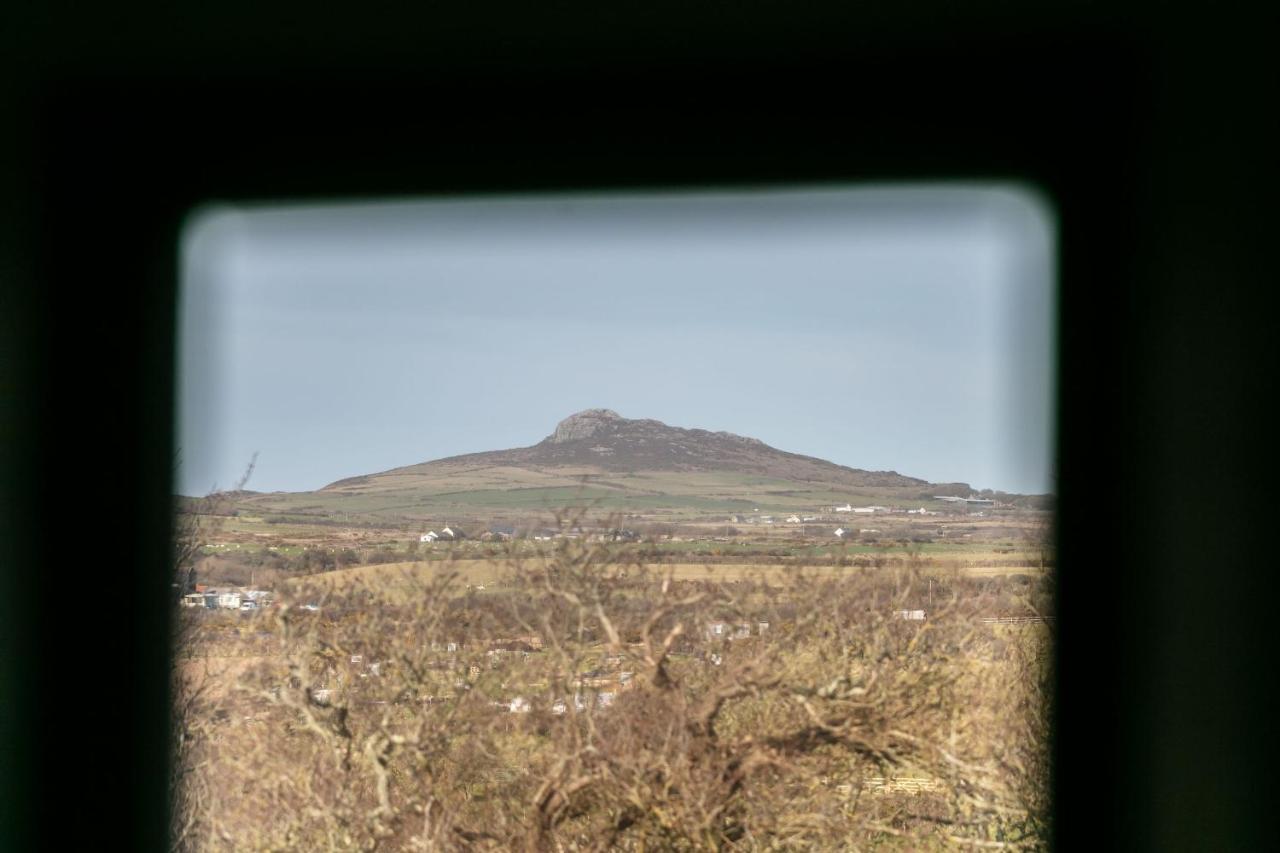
[547,409,624,443]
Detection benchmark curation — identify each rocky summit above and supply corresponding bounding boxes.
[546,409,627,444]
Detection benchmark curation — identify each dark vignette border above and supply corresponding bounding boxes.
[3,4,1273,850]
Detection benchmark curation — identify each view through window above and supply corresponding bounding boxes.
[173,185,1055,849]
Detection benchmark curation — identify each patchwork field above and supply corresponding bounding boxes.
[225,467,972,525]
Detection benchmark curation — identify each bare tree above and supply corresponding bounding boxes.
[172,512,1052,850]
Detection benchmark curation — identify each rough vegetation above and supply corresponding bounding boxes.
[172,516,1052,851]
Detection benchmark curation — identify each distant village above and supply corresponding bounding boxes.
[180,493,1029,625]
[410,495,1002,546]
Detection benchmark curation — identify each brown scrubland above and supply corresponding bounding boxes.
[172,514,1051,851]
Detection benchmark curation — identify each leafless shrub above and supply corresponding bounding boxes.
[173,510,1051,850]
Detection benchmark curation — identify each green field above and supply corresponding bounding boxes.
[229,467,959,522]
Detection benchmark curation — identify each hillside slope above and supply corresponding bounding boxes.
[324,409,927,492]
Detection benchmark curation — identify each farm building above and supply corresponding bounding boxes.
[932,495,995,506]
[482,523,516,542]
[705,621,761,641]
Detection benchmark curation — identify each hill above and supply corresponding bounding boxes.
[224,409,1029,524]
[324,409,926,492]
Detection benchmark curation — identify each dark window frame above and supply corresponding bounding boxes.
[5,10,1271,850]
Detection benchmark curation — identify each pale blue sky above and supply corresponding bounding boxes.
[178,185,1055,497]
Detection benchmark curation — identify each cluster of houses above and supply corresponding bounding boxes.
[420,524,466,543]
[727,500,979,540]
[181,585,274,611]
[729,514,821,525]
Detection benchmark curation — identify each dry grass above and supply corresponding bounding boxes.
[174,533,1052,851]
[284,557,1046,605]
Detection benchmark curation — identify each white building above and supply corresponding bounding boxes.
[893,610,926,621]
[421,531,438,542]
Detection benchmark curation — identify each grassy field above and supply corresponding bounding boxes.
[284,554,1048,603]
[229,467,959,522]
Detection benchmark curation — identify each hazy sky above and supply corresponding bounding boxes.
[178,185,1055,497]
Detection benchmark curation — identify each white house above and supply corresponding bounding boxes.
[834,504,853,512]
[552,694,590,715]
[786,515,801,523]
[834,527,847,538]
[894,610,926,621]
[216,591,242,609]
[420,531,438,543]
